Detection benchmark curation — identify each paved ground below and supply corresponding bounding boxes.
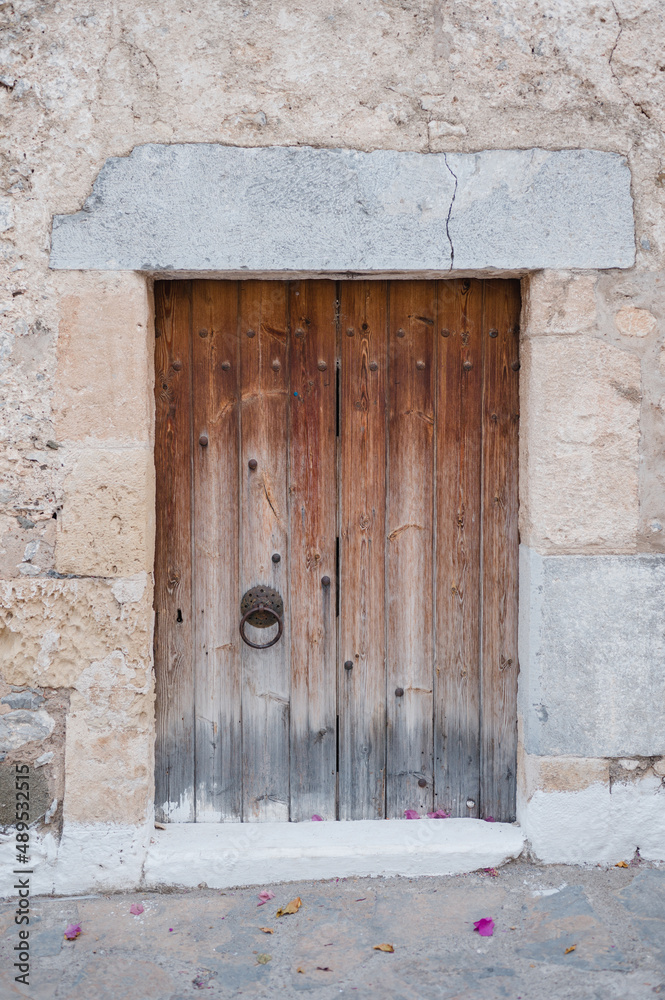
[1,860,664,999]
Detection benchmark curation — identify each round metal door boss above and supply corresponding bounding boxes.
[239,585,284,649]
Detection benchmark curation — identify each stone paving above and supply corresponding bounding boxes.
[1,861,664,999]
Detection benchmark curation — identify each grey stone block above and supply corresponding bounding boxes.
[50,144,634,273]
[0,709,55,753]
[0,763,50,825]
[519,547,665,757]
[1,690,44,710]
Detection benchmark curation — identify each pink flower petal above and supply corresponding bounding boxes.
[311,814,323,821]
[64,923,81,940]
[404,809,420,820]
[257,889,276,906]
[426,809,450,819]
[484,816,495,822]
[473,917,495,937]
[129,902,144,915]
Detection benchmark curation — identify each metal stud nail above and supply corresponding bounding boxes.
[346,328,354,337]
[172,360,182,371]
[272,553,281,563]
[221,361,231,371]
[395,687,404,697]
[272,359,281,370]
[295,328,305,338]
[440,328,451,338]
[489,328,498,339]
[247,329,256,338]
[466,799,475,808]
[248,459,258,471]
[397,328,406,338]
[318,360,327,371]
[418,778,427,788]
[511,360,521,371]
[321,575,331,587]
[369,361,378,371]
[199,434,209,447]
[198,328,208,338]
[344,660,354,670]
[463,360,473,371]
[416,360,426,370]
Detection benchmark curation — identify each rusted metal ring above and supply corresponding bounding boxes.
[239,605,283,649]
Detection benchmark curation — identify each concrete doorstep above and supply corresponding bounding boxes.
[144,818,526,889]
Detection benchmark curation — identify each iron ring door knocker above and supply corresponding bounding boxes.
[239,586,284,649]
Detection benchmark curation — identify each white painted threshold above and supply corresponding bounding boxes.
[144,818,525,889]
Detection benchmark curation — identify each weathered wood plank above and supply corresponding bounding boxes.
[288,280,338,822]
[434,279,484,818]
[239,281,291,822]
[385,281,435,818]
[480,280,521,822]
[338,280,388,820]
[191,280,242,822]
[154,280,195,822]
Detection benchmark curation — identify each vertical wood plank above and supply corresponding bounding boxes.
[434,279,484,818]
[154,281,195,822]
[385,281,436,818]
[191,281,242,821]
[288,280,338,822]
[239,281,291,822]
[480,280,521,822]
[338,280,388,820]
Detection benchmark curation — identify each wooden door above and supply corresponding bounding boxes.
[154,278,520,823]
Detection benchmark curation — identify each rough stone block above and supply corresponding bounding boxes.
[523,270,598,334]
[520,336,640,552]
[0,708,55,752]
[55,446,155,577]
[0,577,153,689]
[64,711,153,825]
[519,751,610,797]
[54,271,152,443]
[614,305,658,337]
[0,763,50,825]
[49,145,635,273]
[519,547,665,757]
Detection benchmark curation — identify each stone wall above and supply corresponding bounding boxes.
[1,0,664,883]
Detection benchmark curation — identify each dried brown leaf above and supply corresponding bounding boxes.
[373,943,395,953]
[564,945,577,955]
[256,953,271,965]
[259,927,274,934]
[615,861,629,868]
[276,897,302,917]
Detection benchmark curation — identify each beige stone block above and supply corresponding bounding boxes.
[55,447,155,577]
[428,120,467,139]
[524,270,597,334]
[65,707,153,825]
[614,306,657,337]
[0,577,153,688]
[0,578,154,825]
[520,750,610,800]
[520,337,640,552]
[55,271,153,443]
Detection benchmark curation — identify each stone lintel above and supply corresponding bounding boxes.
[50,145,635,273]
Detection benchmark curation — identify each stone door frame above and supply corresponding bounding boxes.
[24,141,644,893]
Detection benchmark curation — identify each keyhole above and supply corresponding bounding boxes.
[176,609,183,623]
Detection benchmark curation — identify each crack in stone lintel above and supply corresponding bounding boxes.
[443,153,458,271]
